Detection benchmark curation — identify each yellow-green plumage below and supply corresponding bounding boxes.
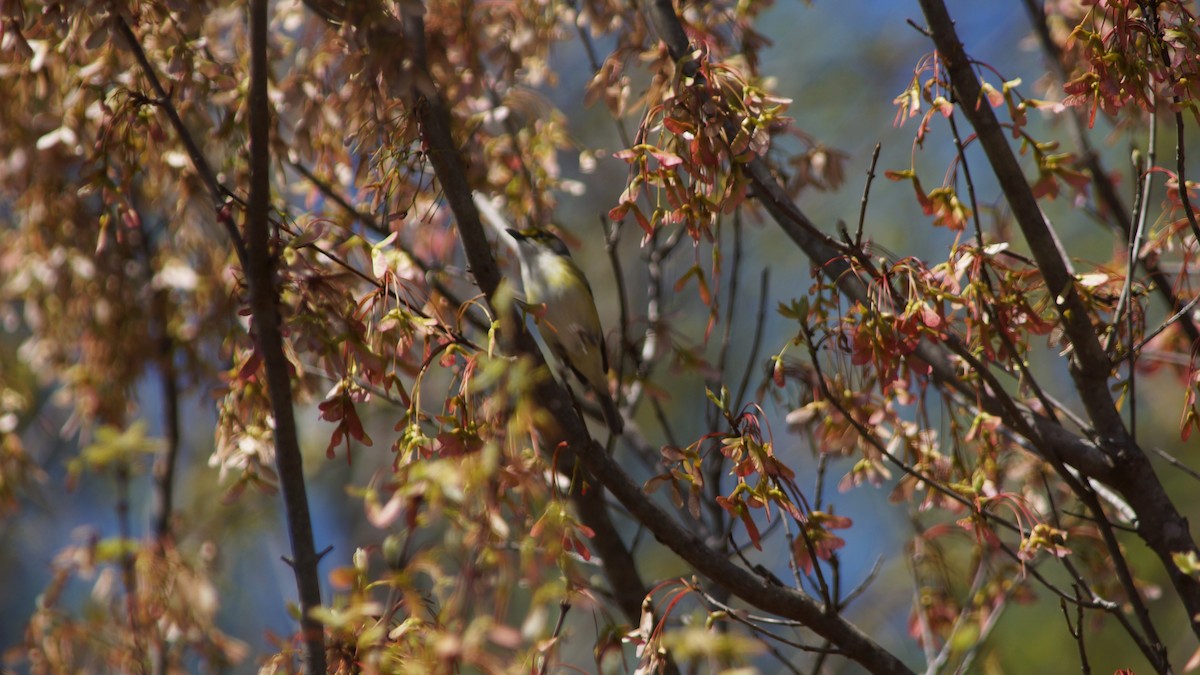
[508,228,622,434]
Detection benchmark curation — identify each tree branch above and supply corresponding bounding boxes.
[918,0,1200,645]
[579,437,915,674]
[363,3,915,672]
[645,0,1200,654]
[245,1,326,671]
[917,0,1124,441]
[1020,0,1200,345]
[644,0,1115,486]
[382,0,668,654]
[113,15,248,268]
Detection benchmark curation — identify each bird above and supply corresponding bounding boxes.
[506,227,623,434]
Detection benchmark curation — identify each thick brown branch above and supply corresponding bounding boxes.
[916,0,1124,441]
[645,0,1114,484]
[647,0,1200,657]
[245,1,326,671]
[918,0,1200,646]
[379,4,914,672]
[1020,0,1200,344]
[577,443,914,675]
[383,0,665,650]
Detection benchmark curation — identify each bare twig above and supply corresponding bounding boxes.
[113,16,248,268]
[1149,445,1200,482]
[650,0,1118,498]
[943,79,1166,674]
[1141,0,1200,245]
[536,601,571,675]
[601,215,633,405]
[693,584,845,654]
[855,144,882,249]
[288,159,489,334]
[382,8,670,666]
[734,269,771,408]
[1125,292,1200,358]
[947,110,1061,426]
[1061,587,1092,675]
[716,212,744,409]
[925,557,989,674]
[922,2,1123,440]
[838,555,884,611]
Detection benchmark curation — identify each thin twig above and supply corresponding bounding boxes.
[947,111,1060,428]
[855,144,882,249]
[536,601,571,675]
[734,269,771,408]
[113,16,248,268]
[599,214,633,432]
[838,555,885,611]
[1021,0,1199,343]
[1149,445,1200,482]
[812,451,830,511]
[1124,292,1200,358]
[289,159,489,333]
[716,212,744,402]
[693,585,844,653]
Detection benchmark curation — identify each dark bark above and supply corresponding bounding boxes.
[382,3,670,664]
[388,3,914,673]
[917,0,1200,653]
[246,0,327,671]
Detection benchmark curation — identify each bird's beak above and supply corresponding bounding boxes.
[506,228,524,240]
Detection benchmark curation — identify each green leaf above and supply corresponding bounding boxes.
[79,421,164,471]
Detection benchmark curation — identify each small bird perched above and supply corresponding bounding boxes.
[507,227,623,434]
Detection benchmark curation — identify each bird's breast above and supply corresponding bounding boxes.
[526,253,581,304]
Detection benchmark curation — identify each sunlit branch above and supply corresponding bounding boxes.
[647,0,1114,494]
[798,324,1015,536]
[925,0,1200,649]
[941,119,1151,654]
[919,4,1125,442]
[945,78,1166,674]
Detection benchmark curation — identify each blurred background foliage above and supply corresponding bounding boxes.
[1,0,1197,672]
